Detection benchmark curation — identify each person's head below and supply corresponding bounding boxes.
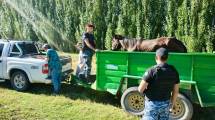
[42,44,51,51]
[155,47,168,64]
[86,23,94,33]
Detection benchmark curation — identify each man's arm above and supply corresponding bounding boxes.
[84,39,96,51]
[138,80,148,93]
[138,69,152,93]
[45,50,50,62]
[170,84,179,111]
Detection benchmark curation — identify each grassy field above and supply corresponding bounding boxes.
[0,82,138,120]
[0,53,215,120]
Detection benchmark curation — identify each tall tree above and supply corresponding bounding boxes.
[0,0,214,52]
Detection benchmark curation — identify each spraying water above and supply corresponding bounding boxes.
[20,0,70,42]
[4,0,71,50]
[4,0,59,49]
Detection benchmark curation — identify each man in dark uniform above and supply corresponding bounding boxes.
[138,47,180,120]
[76,23,97,83]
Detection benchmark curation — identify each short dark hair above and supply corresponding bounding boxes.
[86,23,94,28]
[156,48,169,61]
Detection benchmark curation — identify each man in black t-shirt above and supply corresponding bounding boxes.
[76,23,97,83]
[138,47,180,120]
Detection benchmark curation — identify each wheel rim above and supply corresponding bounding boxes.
[14,74,26,89]
[171,98,185,118]
[124,91,145,113]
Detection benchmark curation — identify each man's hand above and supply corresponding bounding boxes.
[45,57,49,62]
[170,84,179,112]
[138,80,148,93]
[84,39,96,51]
[169,103,175,113]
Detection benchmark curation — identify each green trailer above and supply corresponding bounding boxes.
[75,51,215,120]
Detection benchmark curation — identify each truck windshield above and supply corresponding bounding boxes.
[18,43,39,55]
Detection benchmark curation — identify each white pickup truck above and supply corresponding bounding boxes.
[0,40,72,91]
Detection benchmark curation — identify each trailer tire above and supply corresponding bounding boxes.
[121,87,145,116]
[121,87,193,120]
[170,93,193,120]
[10,71,30,91]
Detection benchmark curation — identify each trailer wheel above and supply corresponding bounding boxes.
[121,87,193,119]
[121,87,145,115]
[11,71,30,91]
[170,93,193,120]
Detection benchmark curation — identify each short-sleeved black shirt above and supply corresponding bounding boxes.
[82,32,95,52]
[142,63,180,101]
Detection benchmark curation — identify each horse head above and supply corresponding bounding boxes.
[112,34,125,51]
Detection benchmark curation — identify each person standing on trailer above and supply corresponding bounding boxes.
[76,23,97,83]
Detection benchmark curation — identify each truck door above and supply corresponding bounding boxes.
[0,43,4,78]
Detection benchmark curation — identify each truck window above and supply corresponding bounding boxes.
[18,43,39,55]
[10,44,21,57]
[0,43,4,57]
[12,44,20,52]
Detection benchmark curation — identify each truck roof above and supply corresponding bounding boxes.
[0,39,34,43]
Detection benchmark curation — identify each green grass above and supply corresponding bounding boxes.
[1,83,215,120]
[0,82,138,120]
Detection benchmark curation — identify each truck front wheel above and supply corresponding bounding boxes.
[11,71,30,91]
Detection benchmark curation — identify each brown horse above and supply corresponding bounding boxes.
[112,34,187,52]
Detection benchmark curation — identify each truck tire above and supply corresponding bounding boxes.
[170,93,193,120]
[121,87,145,116]
[10,71,30,91]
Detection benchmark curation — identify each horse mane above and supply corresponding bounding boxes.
[121,38,141,51]
[114,34,146,51]
[113,34,125,40]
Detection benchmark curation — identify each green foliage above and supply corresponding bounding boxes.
[0,0,214,52]
[105,24,113,50]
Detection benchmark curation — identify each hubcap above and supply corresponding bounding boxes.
[126,92,144,112]
[14,74,25,89]
[171,98,185,118]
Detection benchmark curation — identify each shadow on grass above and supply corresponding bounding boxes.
[1,81,215,120]
[192,104,215,120]
[0,80,120,107]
